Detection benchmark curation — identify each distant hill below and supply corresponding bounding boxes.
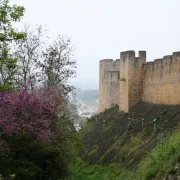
[75,89,99,103]
[74,88,99,118]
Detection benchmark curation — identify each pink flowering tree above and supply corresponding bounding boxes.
[0,86,66,150]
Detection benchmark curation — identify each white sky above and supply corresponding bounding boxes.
[11,0,180,89]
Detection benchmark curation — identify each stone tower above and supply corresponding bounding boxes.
[99,59,120,112]
[119,51,146,112]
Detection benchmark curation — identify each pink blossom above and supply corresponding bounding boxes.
[0,87,66,148]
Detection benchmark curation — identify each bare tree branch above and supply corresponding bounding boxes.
[13,25,44,90]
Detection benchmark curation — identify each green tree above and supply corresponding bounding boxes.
[0,0,26,91]
[40,35,76,95]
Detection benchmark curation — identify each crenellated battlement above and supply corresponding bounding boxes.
[154,59,163,65]
[100,59,120,63]
[144,52,180,74]
[99,50,180,112]
[173,51,180,57]
[120,50,146,59]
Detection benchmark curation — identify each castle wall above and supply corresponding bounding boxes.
[99,50,180,113]
[99,59,120,112]
[142,52,180,105]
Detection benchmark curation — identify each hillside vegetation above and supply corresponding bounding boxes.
[77,102,180,179]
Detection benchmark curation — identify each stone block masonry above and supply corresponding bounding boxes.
[99,50,180,112]
[99,59,120,112]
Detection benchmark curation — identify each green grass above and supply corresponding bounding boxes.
[137,131,180,179]
[75,127,180,180]
[77,128,180,180]
[65,160,133,180]
[88,145,99,156]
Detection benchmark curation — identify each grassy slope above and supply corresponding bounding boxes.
[65,161,133,180]
[77,102,180,179]
[137,130,180,179]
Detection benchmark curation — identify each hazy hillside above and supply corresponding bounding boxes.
[75,88,99,118]
[76,88,98,102]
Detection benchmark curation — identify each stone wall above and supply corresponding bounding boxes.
[142,52,180,105]
[99,59,120,112]
[119,52,129,112]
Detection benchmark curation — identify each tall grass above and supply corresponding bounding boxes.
[65,160,133,180]
[137,131,180,180]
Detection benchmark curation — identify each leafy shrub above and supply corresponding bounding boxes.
[0,133,70,180]
[0,87,78,179]
[120,77,126,82]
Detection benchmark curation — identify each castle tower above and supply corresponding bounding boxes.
[119,51,146,112]
[99,59,120,112]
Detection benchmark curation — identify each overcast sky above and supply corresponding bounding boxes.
[11,0,180,89]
